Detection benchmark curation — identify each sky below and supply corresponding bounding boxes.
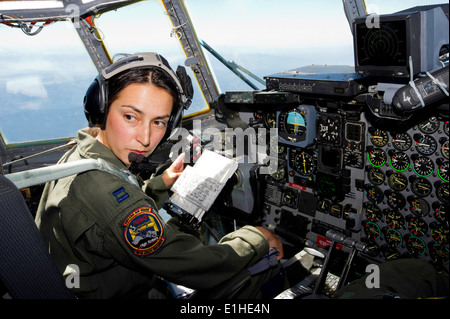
[0,0,447,141]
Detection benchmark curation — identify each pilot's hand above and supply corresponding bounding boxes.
[162,153,185,189]
[254,226,284,261]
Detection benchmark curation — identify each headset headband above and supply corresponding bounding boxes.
[84,52,193,128]
[101,52,187,105]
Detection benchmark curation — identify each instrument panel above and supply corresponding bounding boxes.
[215,90,449,273]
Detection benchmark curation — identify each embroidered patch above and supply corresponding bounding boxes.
[122,206,165,257]
[112,187,129,203]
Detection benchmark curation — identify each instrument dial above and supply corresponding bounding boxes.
[370,128,388,147]
[412,156,434,177]
[293,151,316,176]
[282,190,298,208]
[406,235,426,256]
[430,222,449,245]
[363,220,381,240]
[441,140,449,159]
[392,133,412,151]
[418,117,439,134]
[444,121,449,136]
[432,202,448,226]
[438,161,449,183]
[429,243,449,265]
[436,183,449,203]
[317,115,341,144]
[406,215,428,237]
[264,112,277,129]
[383,228,403,248]
[330,203,343,218]
[279,109,307,142]
[408,197,430,217]
[368,148,387,167]
[388,171,408,192]
[364,203,382,222]
[317,199,330,213]
[367,167,385,185]
[386,191,406,210]
[270,165,286,181]
[365,185,384,204]
[411,177,432,197]
[389,152,410,172]
[414,134,438,156]
[384,210,405,229]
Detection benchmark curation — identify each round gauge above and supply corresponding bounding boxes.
[364,241,381,257]
[414,134,438,156]
[408,197,430,217]
[269,135,285,155]
[411,177,433,197]
[418,117,439,134]
[282,190,298,207]
[383,227,403,248]
[388,171,408,192]
[392,133,412,151]
[344,147,364,168]
[438,161,449,183]
[368,148,387,167]
[367,167,385,185]
[406,215,428,237]
[429,243,449,265]
[382,246,401,261]
[389,152,410,172]
[436,183,449,203]
[442,140,449,159]
[370,128,389,147]
[412,156,434,177]
[270,165,286,181]
[384,210,405,229]
[365,203,382,222]
[317,115,341,144]
[365,185,384,204]
[386,191,406,210]
[317,199,330,213]
[433,202,448,226]
[444,121,449,136]
[264,112,277,129]
[406,235,426,256]
[293,151,316,176]
[279,109,307,142]
[330,203,343,218]
[363,220,381,240]
[430,222,449,244]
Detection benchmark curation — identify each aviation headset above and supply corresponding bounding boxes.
[83,52,193,142]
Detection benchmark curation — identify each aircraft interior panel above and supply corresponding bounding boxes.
[0,0,448,301]
[213,89,449,275]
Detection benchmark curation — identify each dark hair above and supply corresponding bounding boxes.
[88,67,180,137]
[107,66,180,110]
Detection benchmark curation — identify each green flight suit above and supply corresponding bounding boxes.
[35,128,274,299]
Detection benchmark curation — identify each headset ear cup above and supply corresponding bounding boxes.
[83,77,106,126]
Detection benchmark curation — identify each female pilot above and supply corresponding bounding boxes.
[35,52,284,299]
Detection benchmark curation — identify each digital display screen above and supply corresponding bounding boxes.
[356,20,407,67]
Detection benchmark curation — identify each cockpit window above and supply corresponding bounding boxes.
[185,0,355,92]
[0,0,209,146]
[94,0,209,117]
[0,20,96,145]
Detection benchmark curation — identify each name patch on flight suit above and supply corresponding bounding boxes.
[122,206,165,256]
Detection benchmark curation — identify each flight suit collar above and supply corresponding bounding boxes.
[76,127,128,170]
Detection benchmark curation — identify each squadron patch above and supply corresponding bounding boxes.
[122,206,165,256]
